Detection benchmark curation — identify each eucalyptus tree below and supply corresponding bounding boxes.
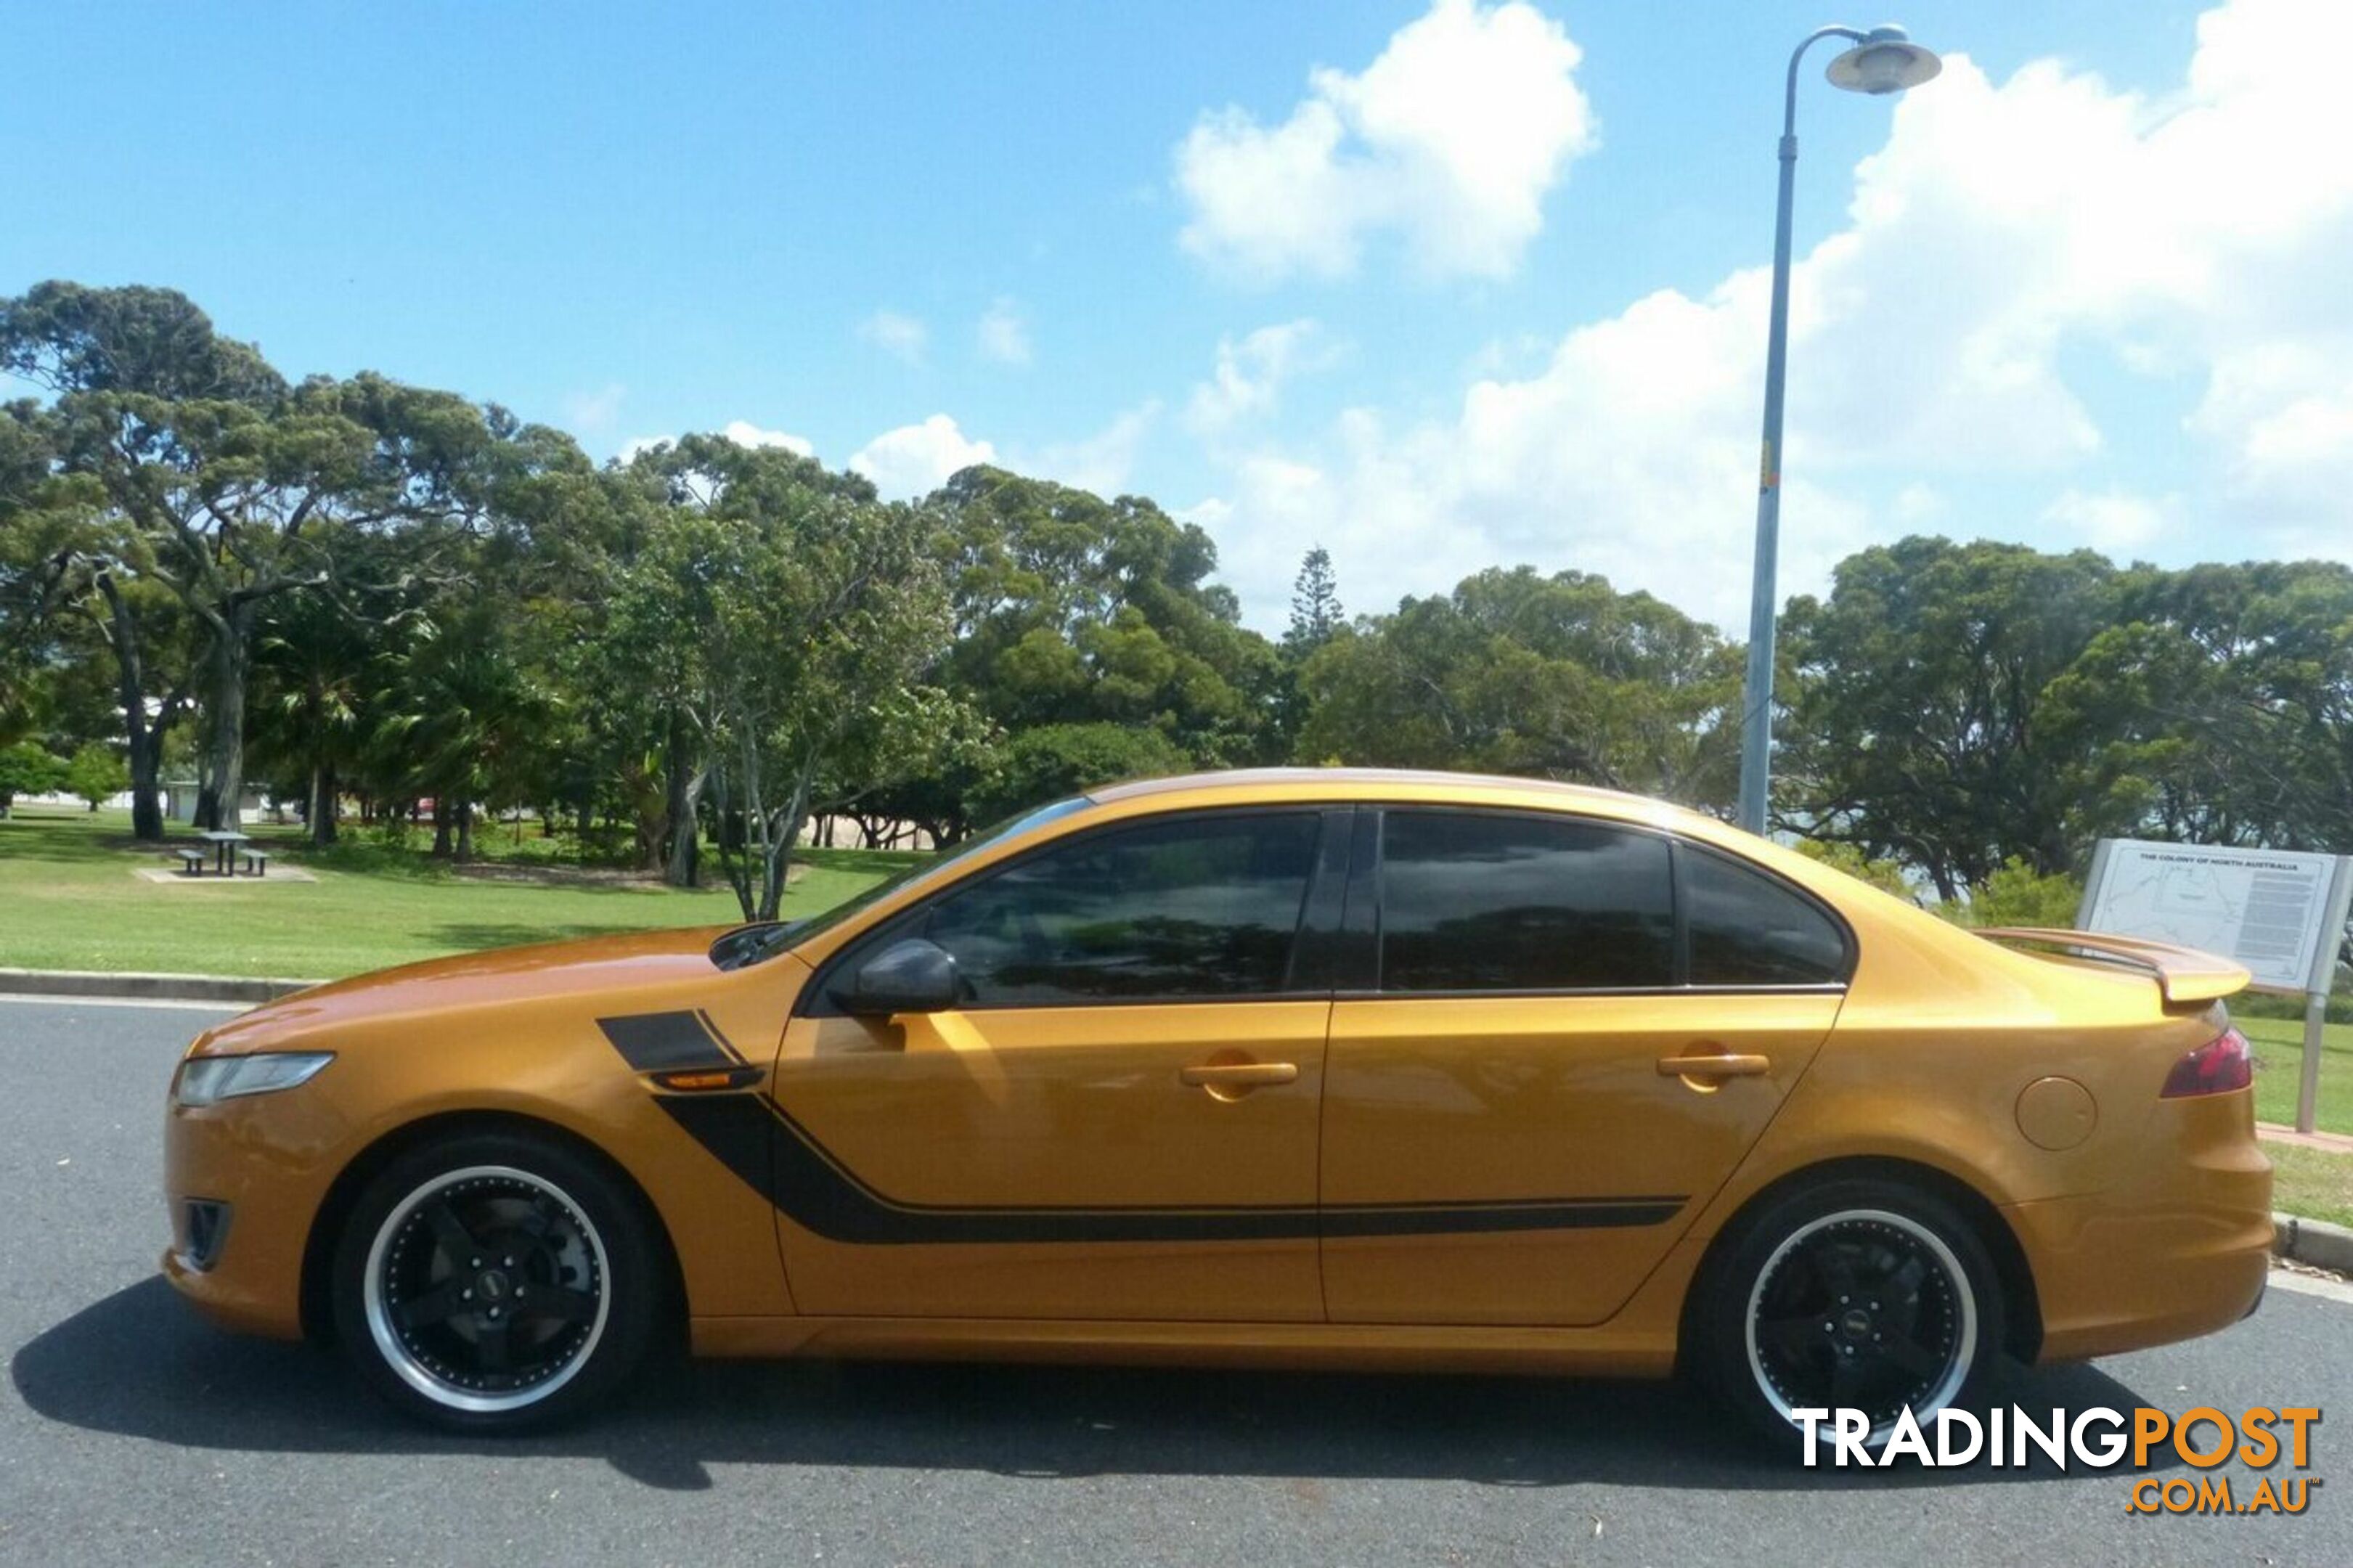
[0,396,197,833]
[1779,537,2124,899]
[612,437,955,919]
[1297,566,1740,805]
[60,373,555,828]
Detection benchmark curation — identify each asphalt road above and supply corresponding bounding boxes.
[2,995,2349,1568]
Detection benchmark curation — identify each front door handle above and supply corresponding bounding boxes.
[1179,1060,1299,1101]
[1656,1053,1771,1079]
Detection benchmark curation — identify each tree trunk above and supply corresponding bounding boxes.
[193,610,253,831]
[91,572,174,841]
[755,757,820,922]
[664,756,706,889]
[431,796,452,858]
[309,764,339,846]
[455,799,475,862]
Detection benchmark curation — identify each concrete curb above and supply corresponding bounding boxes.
[0,968,324,1005]
[2273,1212,2353,1275]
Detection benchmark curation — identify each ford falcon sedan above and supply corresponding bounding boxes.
[163,768,2272,1442]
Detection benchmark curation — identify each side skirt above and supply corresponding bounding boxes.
[688,1314,1679,1378]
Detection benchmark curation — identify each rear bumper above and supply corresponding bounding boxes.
[2007,1097,2273,1362]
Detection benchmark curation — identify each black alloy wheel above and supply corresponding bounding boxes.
[330,1130,662,1431]
[1689,1177,2006,1448]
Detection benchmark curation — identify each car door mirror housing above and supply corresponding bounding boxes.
[836,937,961,1015]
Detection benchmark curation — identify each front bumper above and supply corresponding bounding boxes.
[161,1086,351,1340]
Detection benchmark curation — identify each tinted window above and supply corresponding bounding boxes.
[717,797,1089,970]
[916,813,1319,1004]
[1379,812,1673,992]
[1683,849,1848,984]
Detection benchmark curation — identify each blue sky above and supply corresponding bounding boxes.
[9,0,2343,635]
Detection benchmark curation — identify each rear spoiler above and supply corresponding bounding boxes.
[1973,927,2251,1008]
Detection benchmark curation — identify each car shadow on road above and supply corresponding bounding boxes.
[14,1278,2170,1495]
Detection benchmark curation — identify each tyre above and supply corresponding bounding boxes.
[329,1130,664,1432]
[1687,1176,2006,1450]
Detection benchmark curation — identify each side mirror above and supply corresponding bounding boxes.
[833,937,961,1016]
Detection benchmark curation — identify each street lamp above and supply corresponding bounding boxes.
[1734,24,1941,836]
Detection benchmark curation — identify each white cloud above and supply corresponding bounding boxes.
[619,420,815,463]
[1020,403,1159,497]
[1197,0,2353,632]
[718,420,814,456]
[849,414,997,499]
[1175,0,1595,282]
[976,298,1032,366]
[1186,320,1328,436]
[2041,487,2171,552]
[561,382,627,435]
[860,309,929,364]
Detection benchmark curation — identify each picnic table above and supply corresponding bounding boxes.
[199,830,251,876]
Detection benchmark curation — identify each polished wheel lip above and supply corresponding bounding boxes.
[1742,1206,1978,1445]
[361,1163,612,1416]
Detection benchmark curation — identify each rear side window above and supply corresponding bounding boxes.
[1681,848,1848,985]
[915,812,1320,1005]
[1378,812,1675,992]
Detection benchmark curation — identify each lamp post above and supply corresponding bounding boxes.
[1734,23,1942,836]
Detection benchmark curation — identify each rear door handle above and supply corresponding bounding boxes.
[1656,1053,1771,1079]
[1179,1061,1300,1088]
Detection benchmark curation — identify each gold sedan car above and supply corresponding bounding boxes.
[163,769,2272,1441]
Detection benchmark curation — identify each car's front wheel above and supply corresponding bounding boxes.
[1689,1176,2006,1450]
[329,1130,662,1431]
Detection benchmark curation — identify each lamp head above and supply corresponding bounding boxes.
[1827,25,1942,95]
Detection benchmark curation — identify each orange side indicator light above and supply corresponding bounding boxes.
[652,1068,756,1093]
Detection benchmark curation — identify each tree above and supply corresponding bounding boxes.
[0,739,66,817]
[1,284,285,836]
[963,722,1190,826]
[1285,545,1342,656]
[926,467,1284,826]
[0,281,283,404]
[62,742,126,811]
[1779,537,2124,900]
[1940,857,2084,929]
[1296,566,1740,804]
[614,440,954,920]
[245,549,401,846]
[374,602,553,861]
[0,398,192,832]
[1785,543,2353,898]
[57,373,537,829]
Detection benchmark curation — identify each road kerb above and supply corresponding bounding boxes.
[0,968,324,1005]
[2274,1212,2353,1275]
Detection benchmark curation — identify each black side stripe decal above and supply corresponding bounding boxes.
[600,1010,744,1072]
[609,1010,1687,1245]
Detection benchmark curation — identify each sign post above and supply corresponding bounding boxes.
[2077,840,2353,1135]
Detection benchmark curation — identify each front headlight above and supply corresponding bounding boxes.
[174,1051,335,1108]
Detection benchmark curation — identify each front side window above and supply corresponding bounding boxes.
[1379,812,1675,992]
[915,812,1321,1005]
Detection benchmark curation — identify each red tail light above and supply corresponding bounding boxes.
[2161,1027,2252,1098]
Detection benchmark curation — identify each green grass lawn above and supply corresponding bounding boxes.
[0,807,915,980]
[2269,1143,2353,1230]
[2240,1014,2353,1136]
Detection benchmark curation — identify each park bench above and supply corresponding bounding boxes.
[174,848,205,876]
[240,849,271,877]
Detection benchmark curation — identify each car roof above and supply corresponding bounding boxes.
[1085,767,1722,836]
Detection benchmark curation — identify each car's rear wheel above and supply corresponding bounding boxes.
[1689,1176,2006,1450]
[329,1130,661,1432]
